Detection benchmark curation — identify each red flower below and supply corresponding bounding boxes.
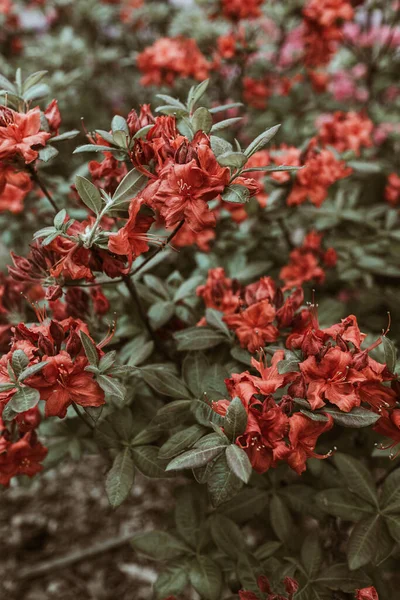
[108,199,154,267]
[287,412,333,474]
[145,137,230,232]
[317,111,373,155]
[300,346,360,411]
[280,249,325,290]
[137,37,209,86]
[0,164,32,213]
[0,426,47,487]
[287,144,352,207]
[44,99,62,135]
[221,0,263,20]
[0,106,51,163]
[385,173,400,206]
[355,587,379,600]
[197,267,242,315]
[224,300,279,353]
[28,351,105,418]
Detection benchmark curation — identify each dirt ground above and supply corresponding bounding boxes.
[0,456,189,600]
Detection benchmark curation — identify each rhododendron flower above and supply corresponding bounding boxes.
[221,0,263,21]
[143,135,230,232]
[0,164,32,213]
[243,77,271,110]
[108,199,154,267]
[385,173,400,206]
[239,575,299,600]
[287,412,334,474]
[317,111,373,155]
[0,425,47,486]
[137,37,209,86]
[280,231,337,290]
[355,587,379,600]
[197,267,242,315]
[224,300,279,353]
[28,352,105,418]
[44,99,62,135]
[0,106,51,163]
[287,143,352,207]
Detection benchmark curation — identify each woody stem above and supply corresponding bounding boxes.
[72,402,95,431]
[122,274,169,359]
[27,164,59,214]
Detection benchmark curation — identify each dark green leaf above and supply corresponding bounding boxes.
[132,531,190,561]
[224,396,247,440]
[105,448,135,508]
[208,453,243,507]
[221,184,250,204]
[159,424,207,459]
[333,453,378,507]
[9,387,40,413]
[75,176,102,215]
[347,515,380,570]
[189,556,222,600]
[174,327,226,351]
[316,489,374,521]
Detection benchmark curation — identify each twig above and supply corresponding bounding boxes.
[18,532,136,580]
[27,164,59,213]
[277,217,295,251]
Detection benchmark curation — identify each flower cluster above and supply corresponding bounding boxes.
[197,269,304,353]
[239,576,299,600]
[137,37,210,86]
[213,308,398,475]
[280,230,337,290]
[316,110,374,155]
[302,0,354,67]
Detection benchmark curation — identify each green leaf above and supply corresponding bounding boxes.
[111,114,129,134]
[219,488,268,523]
[269,495,294,544]
[244,124,281,157]
[75,176,102,215]
[154,564,189,599]
[132,124,153,139]
[9,387,40,413]
[210,135,233,156]
[132,446,168,478]
[301,532,323,578]
[96,375,126,401]
[182,353,209,398]
[381,468,400,512]
[315,563,371,592]
[347,515,380,570]
[166,442,226,471]
[221,184,250,204]
[226,444,252,483]
[174,327,226,351]
[112,168,148,204]
[383,511,400,544]
[254,540,282,561]
[209,103,243,114]
[159,424,207,459]
[23,83,49,101]
[73,144,120,154]
[382,336,397,372]
[0,73,16,92]
[148,301,175,329]
[105,448,135,508]
[208,453,243,507]
[188,79,209,111]
[189,556,222,600]
[132,531,190,560]
[50,130,80,142]
[53,209,66,230]
[79,331,99,366]
[152,400,191,429]
[175,485,202,548]
[109,407,134,441]
[23,70,48,92]
[191,107,213,134]
[11,350,29,377]
[209,514,244,559]
[140,368,190,398]
[18,361,48,382]
[205,308,230,336]
[156,94,187,110]
[315,489,374,521]
[217,151,248,168]
[333,453,378,507]
[126,337,154,367]
[224,396,248,440]
[210,117,242,132]
[321,406,380,428]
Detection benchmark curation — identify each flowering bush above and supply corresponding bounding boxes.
[1,0,400,598]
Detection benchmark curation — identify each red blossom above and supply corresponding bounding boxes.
[317,111,374,155]
[355,587,379,600]
[385,173,400,206]
[137,37,209,86]
[0,423,47,487]
[287,412,334,474]
[0,106,51,164]
[108,199,154,268]
[0,164,32,213]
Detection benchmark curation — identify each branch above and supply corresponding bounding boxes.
[27,164,59,213]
